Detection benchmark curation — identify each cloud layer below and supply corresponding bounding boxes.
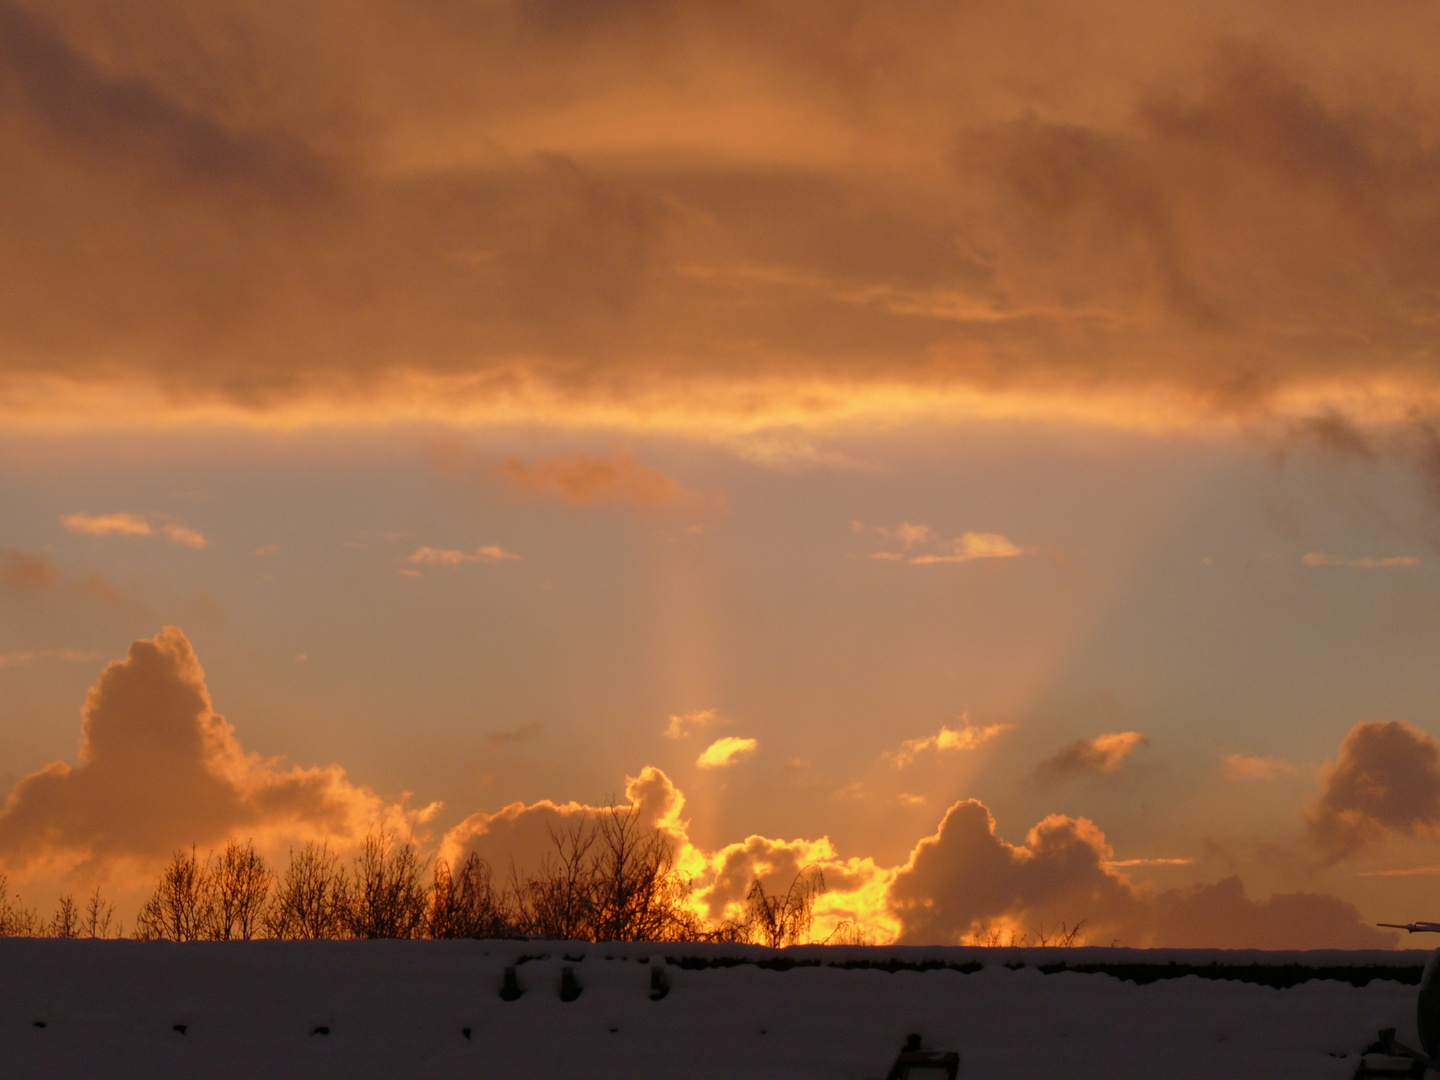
[6,2,1440,432]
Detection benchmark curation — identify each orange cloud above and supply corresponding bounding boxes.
[696,736,758,770]
[1,549,60,593]
[663,708,721,740]
[1222,752,1298,781]
[1302,552,1420,568]
[407,544,521,567]
[0,628,423,878]
[12,4,1440,441]
[499,451,701,508]
[1308,720,1440,857]
[887,798,1390,949]
[1037,732,1150,782]
[441,763,1387,948]
[886,718,1012,768]
[861,522,1033,565]
[61,513,207,549]
[0,649,98,670]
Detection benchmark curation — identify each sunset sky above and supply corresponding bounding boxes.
[5,0,1440,947]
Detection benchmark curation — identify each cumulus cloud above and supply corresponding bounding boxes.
[441,765,693,886]
[1222,753,1298,781]
[1308,720,1440,857]
[0,627,420,876]
[1037,732,1150,782]
[407,544,521,567]
[886,718,1012,768]
[696,737,758,770]
[887,798,1391,948]
[61,512,206,549]
[441,761,1387,948]
[1301,553,1420,568]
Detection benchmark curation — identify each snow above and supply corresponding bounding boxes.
[0,940,1429,1078]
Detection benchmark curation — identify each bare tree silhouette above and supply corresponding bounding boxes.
[83,885,115,938]
[265,841,349,939]
[208,840,272,940]
[743,866,826,948]
[345,825,428,939]
[134,846,211,942]
[427,853,513,939]
[47,894,80,939]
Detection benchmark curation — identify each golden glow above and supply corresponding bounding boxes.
[8,370,1440,446]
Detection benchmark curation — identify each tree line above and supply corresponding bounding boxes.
[0,803,846,946]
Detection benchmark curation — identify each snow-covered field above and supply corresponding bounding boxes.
[0,940,1428,1078]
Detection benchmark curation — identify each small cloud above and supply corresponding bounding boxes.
[897,793,927,807]
[664,708,721,740]
[499,450,705,509]
[61,512,207,549]
[911,532,1029,564]
[488,722,543,747]
[0,649,98,670]
[858,522,1033,565]
[254,544,281,558]
[1222,753,1298,781]
[293,654,308,663]
[886,718,1013,768]
[1104,857,1195,868]
[398,568,423,577]
[1357,865,1440,878]
[408,544,522,568]
[1302,552,1419,568]
[1037,731,1150,782]
[1,549,60,594]
[696,736,758,769]
[61,512,151,538]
